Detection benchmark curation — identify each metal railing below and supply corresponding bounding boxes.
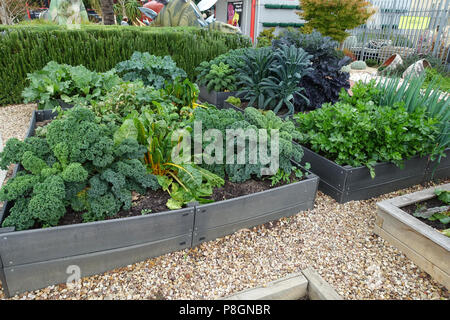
[341,0,449,64]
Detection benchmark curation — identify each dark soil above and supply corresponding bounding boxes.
[58,189,172,226]
[54,173,303,228]
[35,119,52,128]
[401,197,449,231]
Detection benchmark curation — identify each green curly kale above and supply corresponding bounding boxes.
[192,106,303,182]
[0,107,160,230]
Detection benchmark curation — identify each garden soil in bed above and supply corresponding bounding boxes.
[401,198,449,231]
[53,175,302,228]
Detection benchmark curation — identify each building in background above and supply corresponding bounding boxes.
[214,0,304,42]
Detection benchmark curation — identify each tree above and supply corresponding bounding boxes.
[100,0,115,24]
[297,0,375,44]
[0,0,26,25]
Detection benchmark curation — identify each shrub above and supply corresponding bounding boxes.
[0,25,251,105]
[365,58,378,67]
[257,27,276,48]
[297,0,375,43]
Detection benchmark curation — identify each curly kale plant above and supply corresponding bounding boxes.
[0,107,159,230]
[273,30,351,111]
[115,52,187,89]
[195,48,247,89]
[22,61,122,110]
[192,106,304,182]
[204,62,237,93]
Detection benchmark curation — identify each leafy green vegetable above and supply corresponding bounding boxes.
[0,107,159,230]
[204,62,237,93]
[115,108,224,209]
[294,100,440,178]
[192,106,304,182]
[115,52,187,89]
[260,44,312,115]
[22,61,121,109]
[435,189,450,205]
[273,30,351,111]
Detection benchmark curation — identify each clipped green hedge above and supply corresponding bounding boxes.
[0,25,251,105]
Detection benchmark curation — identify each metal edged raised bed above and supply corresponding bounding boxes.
[199,86,238,108]
[374,184,450,290]
[193,171,319,246]
[295,143,450,203]
[0,109,320,297]
[0,109,195,297]
[223,100,450,203]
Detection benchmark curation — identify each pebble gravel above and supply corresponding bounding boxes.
[0,104,448,300]
[1,183,449,300]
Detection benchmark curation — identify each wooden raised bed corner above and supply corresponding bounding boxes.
[374,184,450,290]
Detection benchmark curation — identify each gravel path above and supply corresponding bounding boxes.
[0,103,448,300]
[0,181,448,300]
[0,104,37,208]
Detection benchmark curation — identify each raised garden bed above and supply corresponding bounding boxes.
[374,184,450,290]
[198,86,237,108]
[224,101,450,203]
[295,143,450,203]
[0,110,319,297]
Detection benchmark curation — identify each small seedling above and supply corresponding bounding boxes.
[141,208,152,215]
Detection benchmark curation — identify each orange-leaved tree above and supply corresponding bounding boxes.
[297,0,375,44]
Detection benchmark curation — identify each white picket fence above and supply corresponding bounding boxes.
[342,0,450,64]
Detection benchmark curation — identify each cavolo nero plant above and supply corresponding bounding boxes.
[0,107,159,230]
[294,98,440,178]
[273,30,351,111]
[235,47,275,110]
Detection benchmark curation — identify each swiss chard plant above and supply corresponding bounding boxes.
[115,51,187,89]
[0,107,159,230]
[260,45,312,116]
[114,108,224,210]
